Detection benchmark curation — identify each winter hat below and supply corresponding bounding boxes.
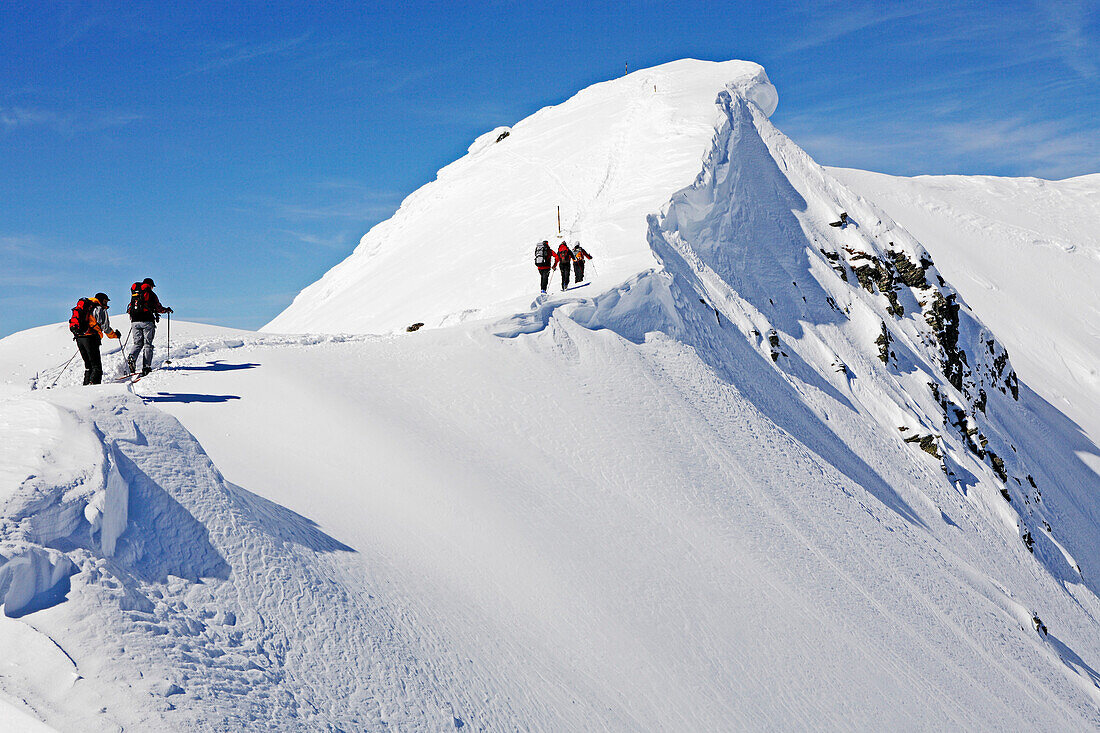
[95,292,109,303]
[142,278,156,287]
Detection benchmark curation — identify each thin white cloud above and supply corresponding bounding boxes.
[180,33,313,77]
[1043,0,1099,78]
[787,111,1100,179]
[779,1,944,54]
[1,235,128,266]
[0,106,142,135]
[233,183,404,223]
[275,229,355,251]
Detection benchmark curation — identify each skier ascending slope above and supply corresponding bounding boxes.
[127,278,172,376]
[572,242,593,283]
[534,239,558,293]
[70,292,121,385]
[553,240,574,290]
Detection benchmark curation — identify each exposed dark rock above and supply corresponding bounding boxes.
[886,248,933,290]
[846,250,903,316]
[875,322,893,365]
[988,451,1008,482]
[924,292,964,393]
[904,433,940,458]
[495,130,510,143]
[820,249,850,281]
[973,388,988,413]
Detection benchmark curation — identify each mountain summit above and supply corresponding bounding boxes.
[265,59,778,333]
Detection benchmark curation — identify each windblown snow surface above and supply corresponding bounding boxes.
[3,60,1100,731]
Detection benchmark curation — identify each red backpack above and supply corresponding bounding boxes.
[68,297,95,336]
[128,282,151,316]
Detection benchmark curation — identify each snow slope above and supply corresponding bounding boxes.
[831,168,1100,444]
[265,59,777,334]
[3,59,1100,730]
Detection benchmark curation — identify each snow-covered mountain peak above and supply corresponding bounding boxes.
[4,56,1100,731]
[264,59,777,335]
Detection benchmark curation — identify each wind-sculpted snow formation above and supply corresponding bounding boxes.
[0,389,481,730]
[3,60,1100,730]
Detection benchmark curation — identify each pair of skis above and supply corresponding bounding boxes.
[114,367,158,384]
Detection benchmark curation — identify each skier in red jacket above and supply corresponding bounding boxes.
[552,241,575,290]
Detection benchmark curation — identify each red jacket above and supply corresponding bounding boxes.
[552,244,574,269]
[537,244,559,271]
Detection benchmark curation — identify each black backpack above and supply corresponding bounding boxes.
[128,282,154,320]
[534,242,551,267]
[69,297,95,337]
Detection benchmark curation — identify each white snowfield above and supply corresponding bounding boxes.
[2,59,1100,731]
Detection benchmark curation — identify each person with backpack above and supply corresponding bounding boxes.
[70,293,121,385]
[534,240,558,294]
[572,242,593,283]
[127,278,172,376]
[552,240,574,290]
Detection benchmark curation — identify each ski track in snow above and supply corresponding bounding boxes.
[3,60,1100,730]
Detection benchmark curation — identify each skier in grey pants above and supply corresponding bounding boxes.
[127,278,172,375]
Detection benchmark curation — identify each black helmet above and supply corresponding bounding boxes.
[142,278,156,287]
[95,292,109,304]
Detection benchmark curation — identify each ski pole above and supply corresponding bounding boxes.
[165,312,171,366]
[118,326,133,375]
[46,351,78,390]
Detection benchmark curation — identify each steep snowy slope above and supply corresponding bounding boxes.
[831,168,1100,444]
[265,59,777,334]
[6,318,1100,729]
[4,59,1100,730]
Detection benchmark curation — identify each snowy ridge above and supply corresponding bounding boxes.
[3,59,1100,730]
[265,59,777,335]
[499,72,1051,569]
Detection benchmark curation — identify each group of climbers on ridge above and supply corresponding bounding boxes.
[69,278,171,385]
[534,239,593,293]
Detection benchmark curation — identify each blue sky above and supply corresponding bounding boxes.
[2,0,1098,338]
